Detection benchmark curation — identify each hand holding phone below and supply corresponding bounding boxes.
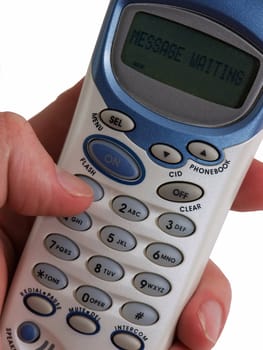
[1,1,263,349]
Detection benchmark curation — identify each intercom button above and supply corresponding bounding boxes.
[100,226,137,251]
[157,182,204,203]
[146,243,183,267]
[150,144,182,164]
[187,141,220,162]
[158,213,196,237]
[59,212,92,231]
[44,233,80,261]
[133,272,171,297]
[87,256,124,282]
[111,331,144,350]
[75,286,112,311]
[121,302,159,326]
[112,196,149,222]
[100,109,135,132]
[33,263,68,290]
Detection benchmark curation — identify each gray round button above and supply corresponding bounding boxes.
[133,273,171,297]
[75,286,112,311]
[33,263,68,290]
[87,256,124,282]
[158,213,195,237]
[112,196,149,222]
[45,233,80,261]
[59,212,92,231]
[145,243,183,267]
[121,302,159,326]
[100,226,137,251]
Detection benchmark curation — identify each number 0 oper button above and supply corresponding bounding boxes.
[157,182,204,203]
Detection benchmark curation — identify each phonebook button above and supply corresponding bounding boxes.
[188,141,220,161]
[111,331,144,350]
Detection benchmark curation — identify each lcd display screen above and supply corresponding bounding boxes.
[121,12,259,108]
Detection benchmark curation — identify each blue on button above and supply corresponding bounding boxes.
[84,136,145,185]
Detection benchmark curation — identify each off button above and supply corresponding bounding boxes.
[158,182,204,203]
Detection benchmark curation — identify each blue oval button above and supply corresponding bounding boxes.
[84,136,144,184]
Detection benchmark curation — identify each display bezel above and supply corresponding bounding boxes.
[111,4,263,127]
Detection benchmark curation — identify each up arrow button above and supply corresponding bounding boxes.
[200,150,207,158]
[188,141,220,162]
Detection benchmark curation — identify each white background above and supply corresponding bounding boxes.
[1,1,263,349]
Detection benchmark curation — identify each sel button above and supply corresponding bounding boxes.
[100,109,135,131]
